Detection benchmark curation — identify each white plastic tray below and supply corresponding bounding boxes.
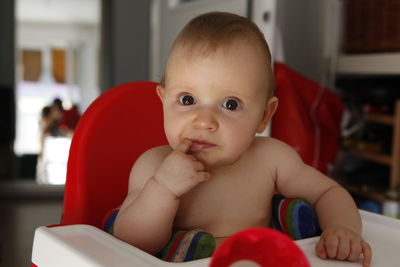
[32,210,400,266]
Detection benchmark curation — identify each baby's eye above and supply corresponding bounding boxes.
[178,94,196,105]
[222,98,240,111]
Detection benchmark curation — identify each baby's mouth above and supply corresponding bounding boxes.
[188,138,216,152]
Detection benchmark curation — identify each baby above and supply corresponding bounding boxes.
[114,12,372,266]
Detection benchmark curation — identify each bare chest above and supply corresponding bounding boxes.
[174,169,275,237]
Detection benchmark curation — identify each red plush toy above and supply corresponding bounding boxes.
[210,228,310,267]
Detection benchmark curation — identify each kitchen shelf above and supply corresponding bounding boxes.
[348,150,392,166]
[334,4,400,208]
[366,113,394,126]
[391,100,400,191]
[337,53,400,75]
[347,100,400,191]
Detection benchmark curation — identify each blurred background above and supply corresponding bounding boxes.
[1,0,400,266]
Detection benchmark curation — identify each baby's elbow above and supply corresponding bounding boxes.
[127,238,165,256]
[113,222,166,255]
[139,242,166,256]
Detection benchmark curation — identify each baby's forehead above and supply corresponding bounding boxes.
[174,37,262,58]
[165,41,273,95]
[166,40,267,79]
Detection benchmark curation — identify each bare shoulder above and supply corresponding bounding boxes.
[127,145,172,194]
[251,137,305,177]
[252,136,300,158]
[259,138,338,202]
[134,145,172,168]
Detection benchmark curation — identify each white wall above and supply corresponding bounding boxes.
[14,0,101,155]
[276,0,325,83]
[150,0,279,83]
[104,0,334,87]
[101,0,151,90]
[18,23,100,103]
[150,0,249,82]
[17,0,101,110]
[275,0,340,86]
[17,0,99,25]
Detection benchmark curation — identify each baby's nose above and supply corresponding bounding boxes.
[192,109,218,131]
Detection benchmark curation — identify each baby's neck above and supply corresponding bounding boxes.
[206,154,246,175]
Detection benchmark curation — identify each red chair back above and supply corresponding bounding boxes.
[61,81,167,228]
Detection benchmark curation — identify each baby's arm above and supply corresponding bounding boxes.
[114,140,211,255]
[313,184,372,267]
[272,140,372,267]
[113,146,179,255]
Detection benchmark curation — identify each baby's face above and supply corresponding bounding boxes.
[158,41,275,169]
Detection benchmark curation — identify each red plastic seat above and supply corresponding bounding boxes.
[61,81,167,228]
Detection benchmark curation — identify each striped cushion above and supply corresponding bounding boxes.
[271,194,321,240]
[101,207,120,234]
[101,212,215,262]
[101,195,320,262]
[156,229,216,262]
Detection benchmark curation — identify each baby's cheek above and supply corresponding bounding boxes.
[164,128,178,148]
[229,131,256,153]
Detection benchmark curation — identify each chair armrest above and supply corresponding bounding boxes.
[32,212,400,267]
[31,225,210,267]
[296,210,400,266]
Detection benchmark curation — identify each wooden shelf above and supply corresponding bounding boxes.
[337,53,400,75]
[391,100,400,190]
[349,150,392,166]
[366,113,394,125]
[344,100,400,191]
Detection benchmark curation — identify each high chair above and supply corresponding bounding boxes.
[60,81,167,228]
[32,81,400,267]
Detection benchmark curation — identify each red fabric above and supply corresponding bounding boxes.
[271,62,343,174]
[61,81,167,227]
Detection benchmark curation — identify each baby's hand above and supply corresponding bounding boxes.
[154,139,211,197]
[315,225,372,267]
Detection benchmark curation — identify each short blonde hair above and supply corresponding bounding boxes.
[162,12,274,96]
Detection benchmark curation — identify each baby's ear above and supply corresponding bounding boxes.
[257,96,278,133]
[156,85,165,102]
